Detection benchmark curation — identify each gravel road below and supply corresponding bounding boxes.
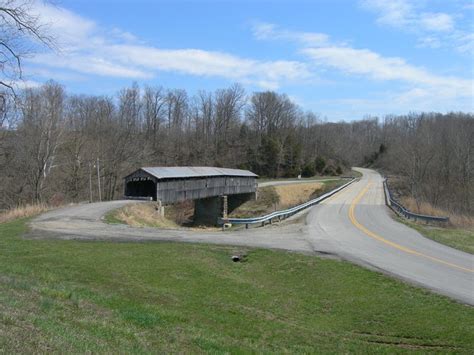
[28,168,473,304]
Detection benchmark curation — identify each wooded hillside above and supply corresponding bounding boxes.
[0,82,472,216]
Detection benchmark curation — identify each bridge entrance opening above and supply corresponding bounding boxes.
[125,180,156,200]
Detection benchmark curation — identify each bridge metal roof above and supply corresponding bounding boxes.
[141,166,257,179]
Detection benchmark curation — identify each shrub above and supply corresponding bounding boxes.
[301,163,316,177]
[315,157,326,174]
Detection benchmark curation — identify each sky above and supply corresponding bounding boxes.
[20,0,474,121]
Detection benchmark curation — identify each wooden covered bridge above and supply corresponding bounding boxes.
[124,167,258,224]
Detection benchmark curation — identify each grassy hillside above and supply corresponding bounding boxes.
[0,218,473,352]
[399,218,474,254]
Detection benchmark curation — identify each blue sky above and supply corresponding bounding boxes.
[22,0,474,120]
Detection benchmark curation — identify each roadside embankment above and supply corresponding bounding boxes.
[106,179,347,228]
[0,204,50,224]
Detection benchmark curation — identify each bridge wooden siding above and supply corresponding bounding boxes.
[124,167,257,204]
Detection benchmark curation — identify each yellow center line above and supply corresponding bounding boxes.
[349,182,474,273]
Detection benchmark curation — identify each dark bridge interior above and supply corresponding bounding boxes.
[125,180,156,200]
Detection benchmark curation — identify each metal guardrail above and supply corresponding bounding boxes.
[219,178,356,229]
[383,179,449,223]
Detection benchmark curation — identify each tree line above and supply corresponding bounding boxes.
[0,81,472,217]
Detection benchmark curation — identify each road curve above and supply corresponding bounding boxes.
[28,168,473,304]
[306,168,473,305]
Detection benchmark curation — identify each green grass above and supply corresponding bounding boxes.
[399,219,474,254]
[103,211,123,224]
[0,218,473,353]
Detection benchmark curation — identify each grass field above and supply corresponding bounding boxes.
[0,218,473,352]
[399,218,474,255]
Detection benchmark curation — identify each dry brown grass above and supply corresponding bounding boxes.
[231,181,333,218]
[112,203,179,229]
[164,201,194,225]
[0,204,49,223]
[400,196,474,229]
[274,182,323,208]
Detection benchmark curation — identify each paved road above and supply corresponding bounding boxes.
[306,168,473,304]
[28,168,473,304]
[29,200,312,253]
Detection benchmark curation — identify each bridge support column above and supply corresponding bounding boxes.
[194,196,223,225]
[156,200,164,218]
[222,195,228,219]
[194,192,257,226]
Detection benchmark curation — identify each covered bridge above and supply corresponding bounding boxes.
[124,166,257,204]
[124,166,258,224]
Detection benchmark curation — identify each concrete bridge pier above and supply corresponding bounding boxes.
[193,192,256,225]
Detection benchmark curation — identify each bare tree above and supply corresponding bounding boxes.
[0,78,471,218]
[0,0,53,101]
[143,85,165,147]
[17,81,65,202]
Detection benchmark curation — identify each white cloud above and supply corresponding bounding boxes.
[253,22,473,115]
[419,12,454,32]
[252,22,471,98]
[252,22,329,46]
[103,45,310,84]
[361,0,413,27]
[313,85,473,120]
[454,32,474,53]
[25,2,310,89]
[16,79,42,89]
[360,0,471,53]
[417,36,442,49]
[31,1,97,49]
[302,46,471,96]
[30,52,153,79]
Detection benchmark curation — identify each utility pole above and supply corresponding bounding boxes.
[88,162,93,203]
[96,157,102,202]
